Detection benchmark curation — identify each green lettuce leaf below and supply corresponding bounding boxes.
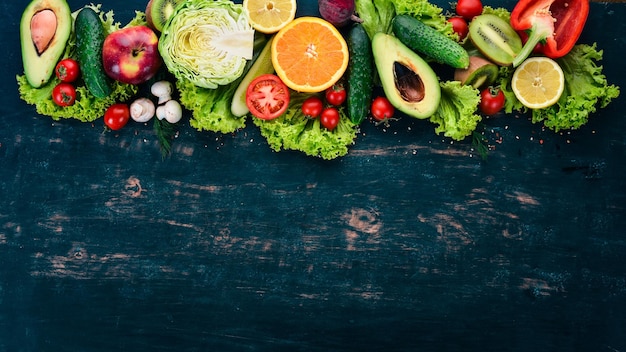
[429,81,482,141]
[16,5,143,122]
[355,0,396,40]
[176,78,246,134]
[253,94,359,160]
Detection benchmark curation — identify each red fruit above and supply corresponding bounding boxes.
[447,16,469,41]
[104,103,131,130]
[320,107,340,131]
[456,0,483,20]
[102,26,162,85]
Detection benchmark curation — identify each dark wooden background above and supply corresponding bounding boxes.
[1,0,625,351]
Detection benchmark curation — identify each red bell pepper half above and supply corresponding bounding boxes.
[510,0,589,67]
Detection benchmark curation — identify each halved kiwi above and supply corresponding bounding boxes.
[468,14,522,66]
[454,56,499,89]
[145,0,183,32]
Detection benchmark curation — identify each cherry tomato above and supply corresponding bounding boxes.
[104,103,131,130]
[371,96,395,122]
[246,74,290,120]
[55,58,80,83]
[301,96,323,118]
[456,0,483,21]
[51,82,76,107]
[320,107,340,131]
[325,83,347,106]
[447,16,469,41]
[479,86,505,116]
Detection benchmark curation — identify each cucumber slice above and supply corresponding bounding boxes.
[231,36,275,117]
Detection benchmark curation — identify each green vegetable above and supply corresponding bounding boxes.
[253,93,359,160]
[355,0,396,40]
[231,36,275,117]
[177,33,267,133]
[429,81,482,141]
[392,14,469,69]
[354,0,456,44]
[75,7,112,98]
[177,78,246,134]
[158,0,255,89]
[500,43,620,131]
[393,0,456,37]
[346,24,374,125]
[16,5,142,122]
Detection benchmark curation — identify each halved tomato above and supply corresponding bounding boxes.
[246,74,290,120]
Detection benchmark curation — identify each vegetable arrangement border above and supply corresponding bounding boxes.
[17,0,620,160]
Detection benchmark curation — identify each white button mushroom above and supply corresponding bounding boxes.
[156,100,183,124]
[129,98,156,123]
[150,81,173,104]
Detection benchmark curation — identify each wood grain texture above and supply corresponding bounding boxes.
[1,0,625,351]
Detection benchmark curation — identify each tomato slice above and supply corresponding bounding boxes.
[246,74,290,120]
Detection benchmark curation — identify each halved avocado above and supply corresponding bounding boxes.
[20,0,72,88]
[372,33,440,119]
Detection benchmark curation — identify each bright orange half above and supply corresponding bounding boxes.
[271,16,349,93]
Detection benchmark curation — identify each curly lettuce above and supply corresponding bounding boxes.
[158,0,254,89]
[429,81,482,141]
[177,78,246,133]
[16,5,143,122]
[253,94,359,160]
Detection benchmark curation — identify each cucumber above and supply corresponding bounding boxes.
[75,7,112,99]
[346,24,374,125]
[230,36,275,117]
[391,14,469,69]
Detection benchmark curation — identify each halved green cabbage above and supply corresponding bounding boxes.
[158,0,255,89]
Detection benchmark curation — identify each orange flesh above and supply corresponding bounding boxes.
[274,20,347,90]
[30,9,57,55]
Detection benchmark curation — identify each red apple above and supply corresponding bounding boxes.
[102,26,161,85]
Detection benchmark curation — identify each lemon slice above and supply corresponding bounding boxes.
[243,0,297,34]
[511,57,565,109]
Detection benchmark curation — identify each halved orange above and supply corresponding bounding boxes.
[511,57,565,109]
[271,16,349,93]
[243,0,297,34]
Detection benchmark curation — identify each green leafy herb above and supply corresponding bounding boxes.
[153,118,177,158]
[472,129,489,161]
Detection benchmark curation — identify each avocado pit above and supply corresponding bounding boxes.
[30,9,57,55]
[394,62,425,103]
